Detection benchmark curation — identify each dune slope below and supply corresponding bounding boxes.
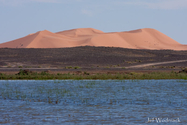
[0,28,186,50]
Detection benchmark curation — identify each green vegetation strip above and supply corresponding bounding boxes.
[0,69,187,80]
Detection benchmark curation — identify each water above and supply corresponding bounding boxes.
[0,80,187,124]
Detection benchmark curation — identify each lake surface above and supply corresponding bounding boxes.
[0,80,187,124]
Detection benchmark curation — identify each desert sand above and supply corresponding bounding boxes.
[0,28,186,50]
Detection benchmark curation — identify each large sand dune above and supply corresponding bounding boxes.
[0,28,186,50]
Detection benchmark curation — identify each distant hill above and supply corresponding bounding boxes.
[0,28,186,50]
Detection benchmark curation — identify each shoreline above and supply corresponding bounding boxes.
[0,69,187,80]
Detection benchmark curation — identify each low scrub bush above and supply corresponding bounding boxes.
[0,71,187,80]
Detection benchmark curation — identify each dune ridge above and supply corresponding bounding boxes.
[0,28,186,50]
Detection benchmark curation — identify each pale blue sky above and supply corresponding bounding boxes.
[0,0,187,44]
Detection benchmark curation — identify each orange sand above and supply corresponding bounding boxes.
[0,28,186,50]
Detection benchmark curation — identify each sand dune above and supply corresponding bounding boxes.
[0,28,186,50]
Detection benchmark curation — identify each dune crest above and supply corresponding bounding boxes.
[56,28,104,37]
[0,28,186,50]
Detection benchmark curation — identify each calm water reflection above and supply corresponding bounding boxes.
[0,80,187,124]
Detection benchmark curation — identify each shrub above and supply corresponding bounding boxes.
[17,69,32,75]
[40,71,49,75]
[74,66,81,69]
[25,66,32,68]
[65,66,73,69]
[84,71,90,75]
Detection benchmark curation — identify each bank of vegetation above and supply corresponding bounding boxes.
[0,69,187,80]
